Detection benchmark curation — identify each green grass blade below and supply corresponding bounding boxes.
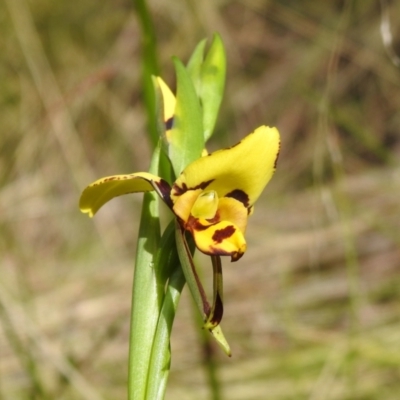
[134,0,159,147]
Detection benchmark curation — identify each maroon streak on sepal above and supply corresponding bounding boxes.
[152,179,173,208]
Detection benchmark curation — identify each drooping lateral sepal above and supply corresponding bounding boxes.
[175,221,231,356]
[79,172,171,217]
[203,255,224,329]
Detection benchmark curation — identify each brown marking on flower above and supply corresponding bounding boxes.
[165,117,174,130]
[104,176,119,182]
[206,210,220,224]
[231,251,243,262]
[171,182,188,197]
[212,225,235,243]
[208,246,231,257]
[208,291,224,326]
[172,179,214,197]
[187,216,210,232]
[208,242,244,261]
[225,189,250,208]
[154,179,173,208]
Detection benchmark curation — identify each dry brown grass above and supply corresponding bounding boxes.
[1,0,400,399]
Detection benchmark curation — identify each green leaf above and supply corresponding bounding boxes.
[153,220,179,295]
[200,33,226,141]
[186,38,207,96]
[152,76,167,145]
[152,76,174,183]
[169,58,204,176]
[128,144,162,400]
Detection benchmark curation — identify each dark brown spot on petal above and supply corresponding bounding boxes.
[165,117,174,130]
[212,225,235,243]
[104,176,119,182]
[225,189,250,208]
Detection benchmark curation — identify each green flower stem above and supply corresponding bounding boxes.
[128,146,162,400]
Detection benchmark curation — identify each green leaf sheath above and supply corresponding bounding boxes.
[128,146,162,400]
[146,258,186,400]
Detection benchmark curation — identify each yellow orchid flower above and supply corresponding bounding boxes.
[79,73,280,356]
[79,125,280,261]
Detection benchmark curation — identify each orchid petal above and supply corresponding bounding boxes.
[217,197,248,234]
[79,172,171,217]
[156,77,176,133]
[172,189,202,223]
[171,126,280,207]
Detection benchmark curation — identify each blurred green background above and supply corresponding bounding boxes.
[1,0,400,399]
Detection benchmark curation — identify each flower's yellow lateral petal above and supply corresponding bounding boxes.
[191,220,247,262]
[157,77,176,128]
[172,189,201,223]
[172,126,280,207]
[217,197,248,234]
[79,172,170,217]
